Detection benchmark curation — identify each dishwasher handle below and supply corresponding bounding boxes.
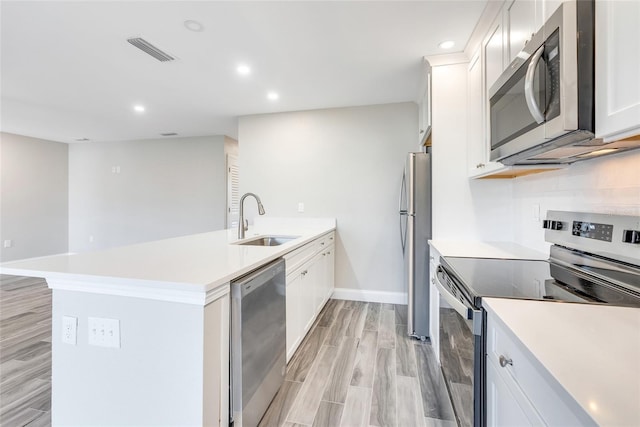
[232,258,285,298]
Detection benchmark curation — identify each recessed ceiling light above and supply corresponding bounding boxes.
[133,105,145,113]
[438,40,455,49]
[184,20,204,32]
[237,64,251,76]
[267,92,279,101]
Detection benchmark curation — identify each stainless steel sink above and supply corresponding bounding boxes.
[235,235,299,246]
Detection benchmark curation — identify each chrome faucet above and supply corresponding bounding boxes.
[238,192,266,239]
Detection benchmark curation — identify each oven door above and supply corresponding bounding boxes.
[434,266,485,427]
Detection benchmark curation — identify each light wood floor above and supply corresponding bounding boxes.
[0,275,52,427]
[0,276,455,427]
[259,299,456,427]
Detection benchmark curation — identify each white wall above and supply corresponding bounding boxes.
[239,103,417,295]
[68,136,228,252]
[0,132,69,262]
[431,63,515,242]
[512,149,640,253]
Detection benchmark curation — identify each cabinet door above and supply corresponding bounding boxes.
[543,0,564,24]
[484,12,505,93]
[428,246,441,362]
[286,272,302,362]
[505,0,536,66]
[417,61,432,145]
[312,253,324,316]
[325,245,335,300]
[596,0,640,142]
[300,264,317,334]
[467,49,486,174]
[486,361,536,427]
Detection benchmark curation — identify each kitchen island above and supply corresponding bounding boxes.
[0,218,336,426]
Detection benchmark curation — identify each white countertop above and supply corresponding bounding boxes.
[0,218,336,304]
[483,298,640,427]
[429,240,547,260]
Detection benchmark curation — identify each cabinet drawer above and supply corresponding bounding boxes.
[487,315,595,426]
[317,232,335,250]
[284,243,316,274]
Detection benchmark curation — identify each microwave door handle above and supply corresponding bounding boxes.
[524,45,545,124]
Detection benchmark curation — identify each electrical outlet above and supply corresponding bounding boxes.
[88,317,120,348]
[62,316,77,345]
[532,204,540,221]
[3,240,12,248]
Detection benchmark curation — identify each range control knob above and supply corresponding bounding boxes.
[622,230,640,244]
[543,220,563,230]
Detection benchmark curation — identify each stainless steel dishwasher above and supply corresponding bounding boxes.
[230,258,286,427]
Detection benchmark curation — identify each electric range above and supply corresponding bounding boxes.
[432,211,640,427]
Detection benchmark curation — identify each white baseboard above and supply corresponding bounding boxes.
[331,287,407,305]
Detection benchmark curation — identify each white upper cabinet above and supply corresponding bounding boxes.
[467,48,506,177]
[595,0,640,142]
[417,60,433,146]
[505,0,538,66]
[466,0,573,179]
[543,0,564,24]
[484,12,505,92]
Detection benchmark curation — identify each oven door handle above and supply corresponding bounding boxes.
[433,269,472,320]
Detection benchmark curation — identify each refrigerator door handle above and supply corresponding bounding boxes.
[399,170,407,214]
[399,170,408,252]
[400,213,407,253]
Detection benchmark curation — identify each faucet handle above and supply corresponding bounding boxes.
[243,219,249,232]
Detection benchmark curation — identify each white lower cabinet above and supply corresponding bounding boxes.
[427,244,441,362]
[284,232,335,362]
[323,244,335,303]
[486,357,544,427]
[285,270,303,360]
[486,309,596,426]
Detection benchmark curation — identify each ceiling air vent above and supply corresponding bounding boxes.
[160,133,178,137]
[127,37,175,62]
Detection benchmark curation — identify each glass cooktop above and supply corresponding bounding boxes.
[440,256,640,308]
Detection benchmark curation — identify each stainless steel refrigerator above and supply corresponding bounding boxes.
[399,152,431,340]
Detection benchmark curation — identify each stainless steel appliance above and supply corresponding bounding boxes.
[230,258,286,427]
[399,151,432,340]
[488,0,629,165]
[433,211,640,426]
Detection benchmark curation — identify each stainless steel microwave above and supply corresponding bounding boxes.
[489,1,597,165]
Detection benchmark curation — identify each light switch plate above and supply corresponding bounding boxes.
[298,202,304,213]
[88,317,120,348]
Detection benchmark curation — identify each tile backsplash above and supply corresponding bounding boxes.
[511,150,640,252]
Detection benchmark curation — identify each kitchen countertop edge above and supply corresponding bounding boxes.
[428,240,548,260]
[0,224,336,305]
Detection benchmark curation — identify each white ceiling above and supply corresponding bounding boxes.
[1,1,486,143]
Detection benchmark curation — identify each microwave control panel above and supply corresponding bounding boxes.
[572,221,613,242]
